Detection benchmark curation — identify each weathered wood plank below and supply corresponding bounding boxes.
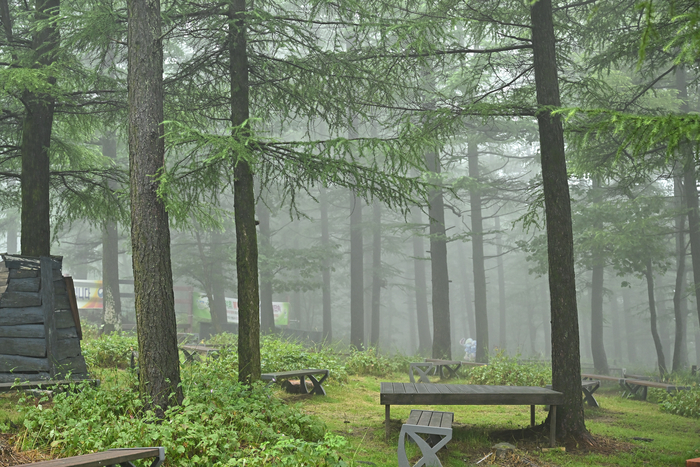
[380,383,564,406]
[56,338,81,360]
[64,277,82,339]
[0,307,44,325]
[56,355,88,376]
[0,337,46,357]
[14,447,163,467]
[2,255,61,270]
[0,354,50,372]
[6,277,41,293]
[41,257,57,379]
[9,268,39,279]
[58,328,78,339]
[0,372,50,383]
[53,295,71,311]
[0,291,41,308]
[53,279,67,295]
[0,324,45,338]
[55,311,77,329]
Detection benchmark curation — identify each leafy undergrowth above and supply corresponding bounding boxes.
[461,352,551,386]
[17,368,347,466]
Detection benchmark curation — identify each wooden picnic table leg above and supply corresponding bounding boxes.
[530,405,535,427]
[582,384,599,408]
[299,375,310,394]
[307,375,327,396]
[550,405,557,447]
[385,405,391,442]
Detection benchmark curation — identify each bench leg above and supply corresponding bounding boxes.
[530,405,535,427]
[582,386,599,408]
[306,375,327,396]
[398,425,452,467]
[385,405,391,442]
[550,405,556,447]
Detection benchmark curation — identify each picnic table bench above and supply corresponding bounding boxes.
[261,369,330,395]
[398,410,453,467]
[545,380,601,408]
[582,373,690,401]
[424,359,462,379]
[22,447,165,467]
[380,382,563,447]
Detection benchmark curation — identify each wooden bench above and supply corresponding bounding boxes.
[546,380,600,408]
[261,369,330,395]
[409,362,433,383]
[424,359,462,379]
[22,447,165,467]
[398,410,453,467]
[621,379,690,400]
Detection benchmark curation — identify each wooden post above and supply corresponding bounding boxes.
[549,405,557,447]
[40,256,57,378]
[530,404,535,427]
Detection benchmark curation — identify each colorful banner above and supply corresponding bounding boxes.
[72,280,103,309]
[193,293,289,326]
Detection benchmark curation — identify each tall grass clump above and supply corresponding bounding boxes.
[205,333,349,384]
[656,386,700,418]
[463,352,551,386]
[19,362,347,466]
[81,332,138,369]
[344,347,412,376]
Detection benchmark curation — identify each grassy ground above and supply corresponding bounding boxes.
[275,375,700,467]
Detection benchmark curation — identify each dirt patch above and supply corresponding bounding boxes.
[0,433,51,466]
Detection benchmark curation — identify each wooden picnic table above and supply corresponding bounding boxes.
[179,344,221,363]
[261,369,330,395]
[581,372,690,401]
[380,382,563,447]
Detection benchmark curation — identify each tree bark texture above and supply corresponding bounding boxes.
[258,201,275,335]
[320,187,332,342]
[469,142,488,362]
[229,0,260,384]
[370,201,382,348]
[644,260,667,377]
[350,191,364,349]
[210,229,228,334]
[426,151,451,360]
[20,0,59,257]
[412,208,432,355]
[530,0,587,438]
[590,180,608,374]
[128,0,182,414]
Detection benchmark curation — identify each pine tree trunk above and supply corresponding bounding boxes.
[370,201,382,348]
[530,0,587,439]
[469,142,488,362]
[644,260,667,377]
[426,151,451,360]
[6,215,17,255]
[458,241,476,337]
[622,289,637,363]
[320,187,332,342]
[258,201,276,334]
[590,180,609,374]
[128,0,182,414]
[412,208,432,355]
[610,293,622,363]
[101,134,122,335]
[210,229,228,334]
[495,216,506,351]
[228,0,260,383]
[350,191,364,349]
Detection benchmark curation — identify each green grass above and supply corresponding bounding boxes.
[277,377,700,467]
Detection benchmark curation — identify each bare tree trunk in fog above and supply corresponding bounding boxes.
[427,150,451,360]
[370,201,382,348]
[644,260,667,377]
[350,191,365,349]
[622,289,637,363]
[468,142,488,362]
[101,133,122,334]
[495,216,506,350]
[610,293,622,364]
[590,179,609,374]
[210,229,228,334]
[258,200,275,334]
[412,208,432,354]
[540,279,551,356]
[6,215,17,254]
[320,187,332,342]
[672,171,688,371]
[458,242,475,337]
[407,287,417,354]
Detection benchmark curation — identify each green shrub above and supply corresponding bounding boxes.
[463,352,551,386]
[81,332,138,369]
[19,365,347,466]
[657,386,700,418]
[344,347,411,376]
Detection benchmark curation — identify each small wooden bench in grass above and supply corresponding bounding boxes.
[261,369,330,395]
[621,379,691,401]
[179,344,221,363]
[398,410,453,467]
[22,447,165,467]
[424,359,462,379]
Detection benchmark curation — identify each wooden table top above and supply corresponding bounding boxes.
[380,382,563,406]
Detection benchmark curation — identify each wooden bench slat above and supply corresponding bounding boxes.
[23,447,163,467]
